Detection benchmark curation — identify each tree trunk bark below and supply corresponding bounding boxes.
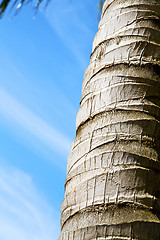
[59,0,160,239]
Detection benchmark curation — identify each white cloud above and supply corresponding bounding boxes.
[0,87,71,157]
[45,2,94,69]
[0,165,59,240]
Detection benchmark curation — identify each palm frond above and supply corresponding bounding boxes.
[97,0,105,20]
[97,0,105,11]
[0,0,42,17]
[0,0,105,18]
[0,0,11,17]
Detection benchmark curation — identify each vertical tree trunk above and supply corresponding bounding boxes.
[59,0,160,239]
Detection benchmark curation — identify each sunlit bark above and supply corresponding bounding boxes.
[59,0,160,239]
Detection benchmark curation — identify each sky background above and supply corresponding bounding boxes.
[0,0,99,239]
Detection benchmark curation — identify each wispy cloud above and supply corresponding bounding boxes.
[0,165,59,240]
[0,87,71,157]
[45,2,94,69]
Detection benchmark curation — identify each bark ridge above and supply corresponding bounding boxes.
[59,0,160,239]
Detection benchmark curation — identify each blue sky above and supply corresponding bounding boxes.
[0,0,99,239]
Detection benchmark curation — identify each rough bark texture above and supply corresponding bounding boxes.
[59,0,160,239]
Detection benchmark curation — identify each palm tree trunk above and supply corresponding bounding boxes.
[59,0,160,239]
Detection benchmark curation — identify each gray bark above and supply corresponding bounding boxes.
[59,0,160,239]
